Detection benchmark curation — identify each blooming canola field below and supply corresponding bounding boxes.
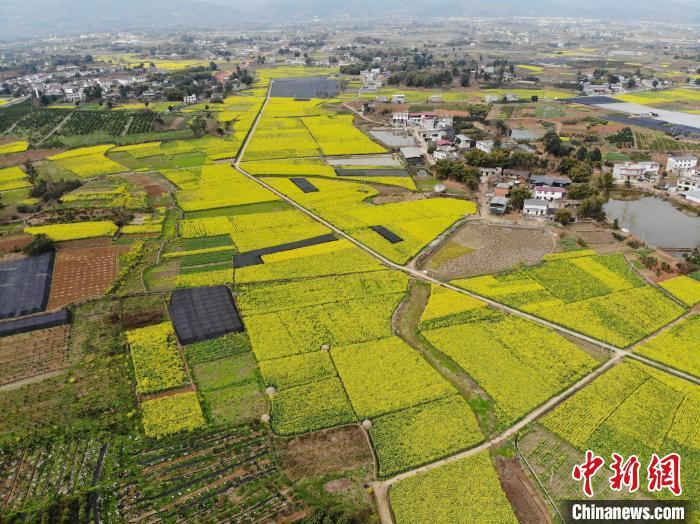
[3,65,699,523]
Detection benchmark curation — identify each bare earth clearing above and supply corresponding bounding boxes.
[0,325,70,386]
[276,424,374,482]
[423,221,555,279]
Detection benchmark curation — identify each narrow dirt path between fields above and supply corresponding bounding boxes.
[234,84,700,524]
[36,112,72,146]
[0,369,67,392]
[392,280,493,418]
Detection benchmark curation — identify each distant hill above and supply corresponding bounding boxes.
[244,0,700,24]
[0,0,698,39]
[0,0,245,39]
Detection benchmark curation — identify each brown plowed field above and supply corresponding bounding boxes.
[0,234,33,254]
[47,245,125,309]
[0,325,70,386]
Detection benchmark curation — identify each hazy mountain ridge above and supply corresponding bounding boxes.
[0,0,245,39]
[0,0,698,39]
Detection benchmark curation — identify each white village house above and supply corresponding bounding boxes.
[676,171,700,192]
[666,155,697,176]
[612,161,660,183]
[534,186,566,201]
[475,140,495,154]
[454,134,473,149]
[523,199,550,217]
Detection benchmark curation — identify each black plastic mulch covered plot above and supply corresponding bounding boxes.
[0,309,71,338]
[169,286,244,345]
[0,252,54,320]
[370,225,403,244]
[290,178,319,193]
[234,234,338,268]
[270,77,339,98]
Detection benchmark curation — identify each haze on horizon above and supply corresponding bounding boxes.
[1,0,699,39]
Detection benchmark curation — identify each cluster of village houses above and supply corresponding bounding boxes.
[487,155,699,218]
[388,107,700,218]
[6,63,154,102]
[486,155,700,218]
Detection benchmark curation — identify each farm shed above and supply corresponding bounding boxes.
[234,233,338,268]
[400,147,423,165]
[168,286,244,345]
[0,309,71,337]
[0,252,54,320]
[290,178,319,193]
[370,225,404,244]
[489,196,508,215]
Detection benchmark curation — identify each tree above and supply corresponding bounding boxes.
[652,79,659,89]
[558,157,579,175]
[23,234,55,256]
[509,151,538,169]
[83,85,102,102]
[596,172,614,192]
[509,186,532,210]
[543,130,562,156]
[554,208,573,225]
[460,71,470,87]
[579,196,606,221]
[588,148,602,162]
[683,245,700,266]
[23,160,38,184]
[209,61,218,71]
[568,183,597,200]
[188,115,207,137]
[434,160,480,190]
[569,163,593,183]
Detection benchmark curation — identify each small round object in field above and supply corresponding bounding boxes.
[320,343,330,351]
[260,413,270,423]
[362,419,373,430]
[265,386,276,396]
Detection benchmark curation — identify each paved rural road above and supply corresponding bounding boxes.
[234,85,699,524]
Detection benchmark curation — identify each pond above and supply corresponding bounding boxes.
[603,192,700,250]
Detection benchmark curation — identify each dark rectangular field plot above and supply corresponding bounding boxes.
[270,77,339,98]
[370,225,403,244]
[233,234,338,268]
[0,252,54,320]
[169,286,244,345]
[290,178,319,193]
[0,309,71,338]
[334,168,409,178]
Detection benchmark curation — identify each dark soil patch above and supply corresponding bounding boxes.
[496,457,553,524]
[0,149,62,168]
[276,425,373,482]
[0,234,33,253]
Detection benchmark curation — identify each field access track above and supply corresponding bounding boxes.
[234,84,700,524]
